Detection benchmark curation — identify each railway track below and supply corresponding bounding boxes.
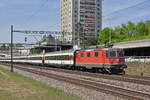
[1,63,150,100]
[1,63,150,85]
[18,64,150,85]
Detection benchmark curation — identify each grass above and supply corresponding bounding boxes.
[118,35,150,43]
[125,62,150,76]
[0,66,80,100]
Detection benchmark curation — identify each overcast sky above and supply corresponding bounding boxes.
[0,0,150,43]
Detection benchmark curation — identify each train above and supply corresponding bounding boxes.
[0,47,127,74]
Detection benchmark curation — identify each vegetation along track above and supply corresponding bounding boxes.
[1,63,150,100]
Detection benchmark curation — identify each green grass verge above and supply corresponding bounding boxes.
[118,35,150,43]
[0,66,80,100]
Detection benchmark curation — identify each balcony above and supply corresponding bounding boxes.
[85,24,95,27]
[85,15,95,18]
[85,20,95,23]
[80,10,95,14]
[80,1,96,5]
[84,28,95,31]
[87,33,96,36]
[80,10,85,13]
[84,6,96,9]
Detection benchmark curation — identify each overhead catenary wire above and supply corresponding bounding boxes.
[26,0,49,23]
[102,0,149,20]
[102,0,150,29]
[102,0,149,18]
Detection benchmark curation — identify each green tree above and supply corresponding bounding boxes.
[98,20,150,45]
[30,49,42,54]
[127,21,136,37]
[121,24,129,37]
[15,43,23,47]
[145,20,150,35]
[98,27,111,44]
[136,22,147,36]
[113,27,126,41]
[0,44,6,50]
[86,38,98,46]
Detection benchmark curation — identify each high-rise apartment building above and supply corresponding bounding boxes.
[60,0,102,44]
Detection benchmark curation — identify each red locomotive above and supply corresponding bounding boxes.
[75,47,127,74]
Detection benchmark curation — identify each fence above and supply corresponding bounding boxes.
[125,56,150,62]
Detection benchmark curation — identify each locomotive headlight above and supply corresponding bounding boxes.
[116,59,119,62]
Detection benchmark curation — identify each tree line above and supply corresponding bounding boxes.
[97,20,150,45]
[0,44,23,51]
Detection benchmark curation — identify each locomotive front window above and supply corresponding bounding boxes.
[106,51,116,57]
[118,50,124,57]
[110,51,116,57]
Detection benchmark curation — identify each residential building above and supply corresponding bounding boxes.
[60,0,102,44]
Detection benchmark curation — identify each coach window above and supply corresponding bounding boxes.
[95,52,98,57]
[65,55,69,60]
[87,52,91,57]
[61,56,64,60]
[81,53,84,57]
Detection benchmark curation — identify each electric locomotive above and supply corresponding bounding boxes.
[75,48,127,74]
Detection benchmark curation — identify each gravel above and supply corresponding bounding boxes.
[29,66,150,94]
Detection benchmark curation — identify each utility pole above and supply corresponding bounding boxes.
[11,25,13,72]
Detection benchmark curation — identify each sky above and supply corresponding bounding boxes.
[0,0,150,43]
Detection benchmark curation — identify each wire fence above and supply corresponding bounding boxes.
[125,56,150,62]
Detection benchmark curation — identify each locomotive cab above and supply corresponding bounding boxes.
[106,49,125,64]
[105,48,127,74]
[75,48,127,74]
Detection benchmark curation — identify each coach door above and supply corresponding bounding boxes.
[69,55,73,65]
